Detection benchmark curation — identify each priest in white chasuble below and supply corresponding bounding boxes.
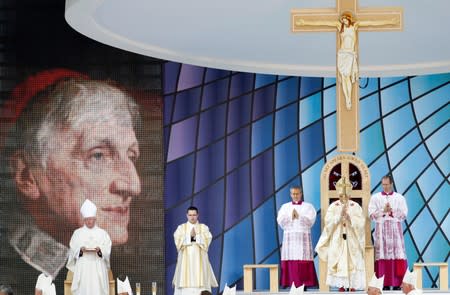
[172,207,218,295]
[172,206,218,295]
[67,199,112,295]
[277,186,318,288]
[315,177,366,291]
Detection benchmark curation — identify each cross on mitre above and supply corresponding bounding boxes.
[336,176,352,196]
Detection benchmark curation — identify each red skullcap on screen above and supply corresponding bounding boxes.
[9,68,89,119]
[0,69,88,149]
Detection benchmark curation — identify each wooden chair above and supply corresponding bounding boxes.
[64,269,115,295]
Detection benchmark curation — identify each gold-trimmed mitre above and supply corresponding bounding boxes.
[336,177,352,195]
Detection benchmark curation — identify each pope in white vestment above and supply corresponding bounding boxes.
[315,177,366,290]
[172,207,218,295]
[66,199,112,295]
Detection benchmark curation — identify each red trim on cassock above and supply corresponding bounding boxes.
[280,260,318,287]
[375,259,407,287]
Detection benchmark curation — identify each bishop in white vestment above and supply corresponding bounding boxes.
[367,274,384,295]
[35,273,56,295]
[117,275,133,295]
[66,199,112,295]
[401,270,422,295]
[172,206,218,295]
[315,178,366,290]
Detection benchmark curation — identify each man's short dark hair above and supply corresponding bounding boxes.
[0,284,14,295]
[200,290,212,295]
[290,185,303,192]
[382,175,393,184]
[187,206,198,213]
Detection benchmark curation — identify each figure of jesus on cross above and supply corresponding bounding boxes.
[296,11,399,111]
[292,0,402,152]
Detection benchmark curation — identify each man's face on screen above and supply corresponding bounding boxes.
[36,118,141,245]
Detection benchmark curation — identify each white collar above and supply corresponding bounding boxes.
[9,215,68,279]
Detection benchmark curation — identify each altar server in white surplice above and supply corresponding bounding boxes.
[172,206,218,295]
[369,175,408,290]
[66,199,112,295]
[277,186,318,288]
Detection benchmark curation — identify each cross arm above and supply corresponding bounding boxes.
[291,9,339,32]
[356,7,403,31]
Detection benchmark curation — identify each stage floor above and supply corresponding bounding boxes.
[236,290,450,295]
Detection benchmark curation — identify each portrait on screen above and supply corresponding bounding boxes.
[0,69,163,294]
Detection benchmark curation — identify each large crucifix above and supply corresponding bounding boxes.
[291,0,402,152]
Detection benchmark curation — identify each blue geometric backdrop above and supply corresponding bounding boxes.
[163,62,449,294]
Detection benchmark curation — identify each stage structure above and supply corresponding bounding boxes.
[292,0,403,152]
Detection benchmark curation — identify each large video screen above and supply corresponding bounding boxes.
[0,1,164,294]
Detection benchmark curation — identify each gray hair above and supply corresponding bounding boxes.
[12,78,141,168]
[0,77,142,231]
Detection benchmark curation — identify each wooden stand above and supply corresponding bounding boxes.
[243,264,279,292]
[413,262,448,290]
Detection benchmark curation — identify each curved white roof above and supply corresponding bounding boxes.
[65,0,450,77]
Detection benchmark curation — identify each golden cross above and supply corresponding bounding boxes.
[291,0,402,152]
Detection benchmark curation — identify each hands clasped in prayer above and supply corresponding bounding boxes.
[340,204,352,226]
[292,209,299,220]
[382,202,394,218]
[190,227,196,242]
[383,202,392,213]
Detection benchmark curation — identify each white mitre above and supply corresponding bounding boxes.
[368,274,384,293]
[35,273,56,295]
[43,284,56,295]
[223,284,236,295]
[117,276,133,295]
[80,199,97,218]
[403,269,418,287]
[289,282,304,295]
